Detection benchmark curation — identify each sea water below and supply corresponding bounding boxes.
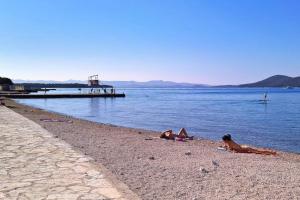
[17,87,300,153]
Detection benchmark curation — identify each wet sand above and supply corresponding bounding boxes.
[5,99,300,200]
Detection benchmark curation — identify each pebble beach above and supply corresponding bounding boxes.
[5,99,300,200]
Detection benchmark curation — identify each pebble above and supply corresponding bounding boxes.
[212,160,219,167]
[149,156,155,160]
[200,167,209,173]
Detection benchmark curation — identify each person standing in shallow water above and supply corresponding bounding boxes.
[222,134,276,155]
[264,92,268,101]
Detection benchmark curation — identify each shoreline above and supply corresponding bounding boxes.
[5,99,300,199]
[11,100,300,155]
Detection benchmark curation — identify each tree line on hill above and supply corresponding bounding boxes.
[0,77,13,85]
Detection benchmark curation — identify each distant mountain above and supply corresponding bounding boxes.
[13,76,300,88]
[102,80,207,88]
[13,79,86,84]
[14,79,208,88]
[240,75,300,87]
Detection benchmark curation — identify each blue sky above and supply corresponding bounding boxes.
[1,0,300,85]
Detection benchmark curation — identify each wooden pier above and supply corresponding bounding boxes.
[0,93,125,99]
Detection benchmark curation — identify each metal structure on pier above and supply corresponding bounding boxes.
[88,75,100,87]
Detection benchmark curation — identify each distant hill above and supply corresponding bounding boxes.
[102,80,207,88]
[240,75,300,87]
[14,75,300,88]
[13,79,86,84]
[14,79,208,88]
[20,83,106,89]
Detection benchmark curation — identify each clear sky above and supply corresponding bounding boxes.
[1,0,300,85]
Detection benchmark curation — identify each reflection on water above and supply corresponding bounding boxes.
[17,87,300,153]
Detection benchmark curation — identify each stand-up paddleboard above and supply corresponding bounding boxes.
[258,99,269,104]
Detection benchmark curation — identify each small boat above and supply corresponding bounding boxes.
[286,86,294,89]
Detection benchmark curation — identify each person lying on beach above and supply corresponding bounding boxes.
[222,134,276,155]
[160,128,193,140]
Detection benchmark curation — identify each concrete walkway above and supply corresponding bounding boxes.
[0,106,131,200]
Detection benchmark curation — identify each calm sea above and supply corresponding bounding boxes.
[17,87,300,153]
